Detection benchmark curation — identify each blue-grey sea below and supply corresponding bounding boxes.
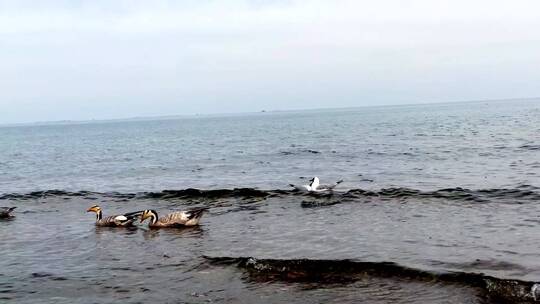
[1,99,540,303]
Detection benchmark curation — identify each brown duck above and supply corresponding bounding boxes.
[139,208,207,228]
[86,205,138,227]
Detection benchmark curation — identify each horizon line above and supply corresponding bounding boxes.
[1,96,538,128]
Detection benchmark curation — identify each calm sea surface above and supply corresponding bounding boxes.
[1,99,540,303]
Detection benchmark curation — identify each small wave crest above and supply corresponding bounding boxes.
[203,256,539,303]
[1,186,539,203]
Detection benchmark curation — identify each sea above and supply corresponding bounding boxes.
[1,99,540,303]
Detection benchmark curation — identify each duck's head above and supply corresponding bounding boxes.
[140,209,158,223]
[86,205,101,213]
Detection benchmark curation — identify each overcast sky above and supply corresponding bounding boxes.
[1,0,539,124]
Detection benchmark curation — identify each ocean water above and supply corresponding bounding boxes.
[1,99,540,303]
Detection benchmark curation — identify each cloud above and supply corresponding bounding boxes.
[0,0,539,123]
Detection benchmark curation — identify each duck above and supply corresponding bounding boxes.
[86,205,139,227]
[290,177,343,192]
[0,207,16,218]
[138,207,208,228]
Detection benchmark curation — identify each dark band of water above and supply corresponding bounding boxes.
[2,186,540,202]
[204,256,539,303]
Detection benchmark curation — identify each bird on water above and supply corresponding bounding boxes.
[290,177,343,192]
[137,207,208,228]
[86,205,139,227]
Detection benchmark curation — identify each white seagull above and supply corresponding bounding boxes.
[290,177,343,192]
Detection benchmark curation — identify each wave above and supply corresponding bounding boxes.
[1,186,540,203]
[203,256,539,303]
[280,149,322,155]
[0,188,274,201]
[343,186,540,202]
[519,144,540,151]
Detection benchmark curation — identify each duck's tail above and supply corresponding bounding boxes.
[122,210,144,222]
[187,207,209,220]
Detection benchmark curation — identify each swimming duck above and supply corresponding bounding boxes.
[139,208,208,228]
[0,207,16,218]
[86,205,138,227]
[290,177,343,192]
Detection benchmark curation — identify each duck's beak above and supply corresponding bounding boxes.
[86,207,96,213]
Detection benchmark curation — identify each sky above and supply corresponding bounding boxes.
[1,0,540,124]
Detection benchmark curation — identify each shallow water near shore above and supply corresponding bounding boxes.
[1,99,540,303]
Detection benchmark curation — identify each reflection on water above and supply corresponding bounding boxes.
[141,226,205,240]
[94,226,140,235]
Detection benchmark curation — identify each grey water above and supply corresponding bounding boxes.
[1,99,540,303]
